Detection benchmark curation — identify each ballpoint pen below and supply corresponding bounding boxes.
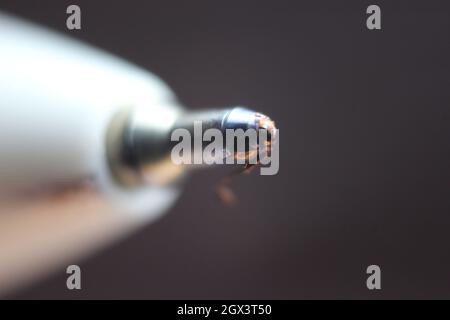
[0,12,277,293]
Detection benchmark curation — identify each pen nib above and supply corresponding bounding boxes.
[216,108,277,206]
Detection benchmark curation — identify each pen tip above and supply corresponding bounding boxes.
[224,107,276,132]
[220,107,277,164]
[255,112,277,140]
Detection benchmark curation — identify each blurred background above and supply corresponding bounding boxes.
[1,0,450,299]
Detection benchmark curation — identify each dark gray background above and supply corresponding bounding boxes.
[2,0,450,299]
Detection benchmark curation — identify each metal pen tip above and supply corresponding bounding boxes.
[222,107,275,132]
[107,106,277,187]
[221,107,276,163]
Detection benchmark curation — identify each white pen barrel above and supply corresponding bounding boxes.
[0,13,182,294]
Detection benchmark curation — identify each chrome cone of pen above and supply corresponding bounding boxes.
[107,106,276,187]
